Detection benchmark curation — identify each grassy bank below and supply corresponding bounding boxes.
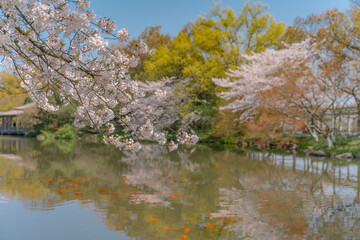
[34,124,360,157]
[197,129,360,157]
[293,134,360,156]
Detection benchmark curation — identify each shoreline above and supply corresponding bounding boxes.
[3,132,360,162]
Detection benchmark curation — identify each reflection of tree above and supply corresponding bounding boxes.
[0,157,49,201]
[92,144,237,239]
[210,152,360,239]
[48,139,77,154]
[0,139,238,239]
[1,136,360,239]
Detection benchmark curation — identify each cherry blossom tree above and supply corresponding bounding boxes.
[265,57,351,147]
[212,41,312,122]
[213,41,350,147]
[0,0,197,151]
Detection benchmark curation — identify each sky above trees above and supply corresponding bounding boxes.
[90,0,350,38]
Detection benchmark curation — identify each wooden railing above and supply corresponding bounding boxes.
[0,127,28,135]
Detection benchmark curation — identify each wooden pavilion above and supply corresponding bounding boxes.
[0,103,36,135]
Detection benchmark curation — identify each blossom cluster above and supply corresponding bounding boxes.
[212,41,314,122]
[0,0,197,151]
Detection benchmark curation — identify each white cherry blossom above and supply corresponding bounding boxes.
[0,0,197,151]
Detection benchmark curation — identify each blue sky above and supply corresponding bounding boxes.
[91,0,350,38]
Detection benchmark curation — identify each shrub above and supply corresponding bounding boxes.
[55,124,77,140]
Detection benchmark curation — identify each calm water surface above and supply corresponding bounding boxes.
[0,136,360,240]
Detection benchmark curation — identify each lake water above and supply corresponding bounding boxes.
[0,136,359,240]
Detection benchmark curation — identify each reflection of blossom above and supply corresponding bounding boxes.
[210,150,360,240]
[0,196,9,204]
[120,144,199,206]
[211,188,290,240]
[0,154,23,161]
[2,137,360,239]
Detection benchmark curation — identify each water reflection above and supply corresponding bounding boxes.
[0,136,360,239]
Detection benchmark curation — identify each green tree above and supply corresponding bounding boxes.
[144,1,286,130]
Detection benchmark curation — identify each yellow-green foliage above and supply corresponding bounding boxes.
[144,1,286,87]
[0,157,49,200]
[113,26,172,81]
[0,72,27,111]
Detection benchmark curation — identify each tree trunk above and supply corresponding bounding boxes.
[326,135,334,148]
[331,132,336,142]
[357,101,360,134]
[308,128,319,142]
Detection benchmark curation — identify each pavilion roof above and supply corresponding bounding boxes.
[0,110,24,117]
[13,102,36,110]
[0,102,36,117]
